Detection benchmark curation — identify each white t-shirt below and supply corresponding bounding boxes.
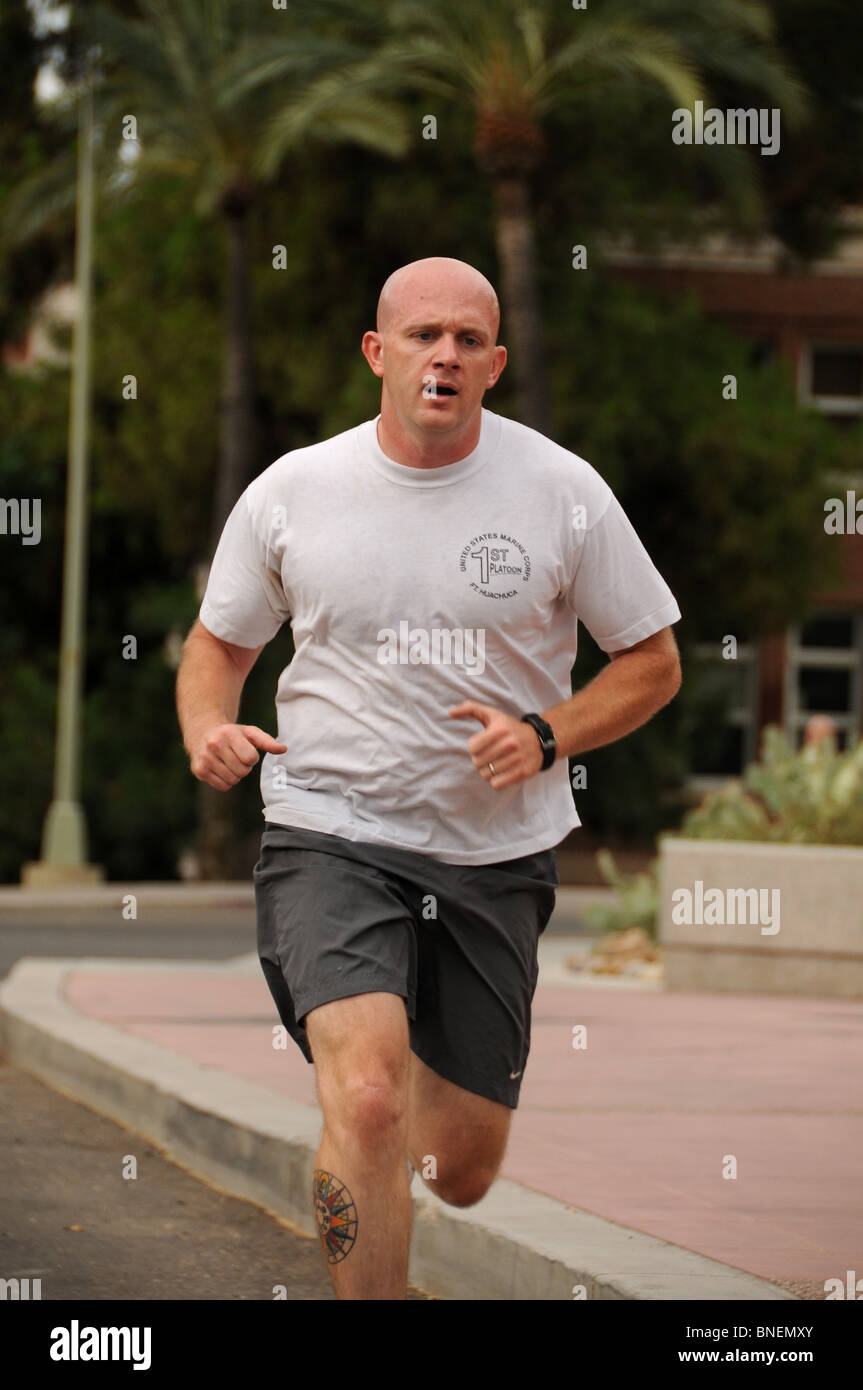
[199,408,681,864]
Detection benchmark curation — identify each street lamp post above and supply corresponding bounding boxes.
[22,63,103,887]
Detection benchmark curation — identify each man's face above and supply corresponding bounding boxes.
[362,277,506,437]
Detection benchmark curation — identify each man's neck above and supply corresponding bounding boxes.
[375,411,482,470]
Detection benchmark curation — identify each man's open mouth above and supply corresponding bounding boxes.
[427,383,458,396]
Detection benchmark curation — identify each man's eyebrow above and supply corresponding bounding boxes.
[402,320,490,337]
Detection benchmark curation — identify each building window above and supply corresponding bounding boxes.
[799,345,863,422]
[784,611,863,751]
[687,640,760,790]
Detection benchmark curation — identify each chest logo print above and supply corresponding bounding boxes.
[459,532,531,599]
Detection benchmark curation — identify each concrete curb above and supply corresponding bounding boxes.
[0,957,795,1302]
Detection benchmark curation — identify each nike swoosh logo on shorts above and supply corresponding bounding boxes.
[509,1070,522,1080]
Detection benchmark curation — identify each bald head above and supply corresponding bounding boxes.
[377,257,500,339]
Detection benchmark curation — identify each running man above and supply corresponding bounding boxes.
[176,256,682,1299]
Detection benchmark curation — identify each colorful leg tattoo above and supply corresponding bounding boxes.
[313,1169,358,1264]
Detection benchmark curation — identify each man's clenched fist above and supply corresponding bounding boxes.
[448,700,544,789]
[188,724,287,792]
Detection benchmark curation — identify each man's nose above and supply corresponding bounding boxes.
[433,335,461,366]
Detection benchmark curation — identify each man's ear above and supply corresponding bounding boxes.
[487,344,507,388]
[362,330,385,379]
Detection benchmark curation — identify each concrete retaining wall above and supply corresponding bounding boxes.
[658,837,863,998]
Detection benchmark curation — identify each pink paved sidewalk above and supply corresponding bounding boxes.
[64,967,863,1294]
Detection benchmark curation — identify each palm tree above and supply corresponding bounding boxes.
[384,0,807,434]
[84,0,409,546]
[4,0,409,876]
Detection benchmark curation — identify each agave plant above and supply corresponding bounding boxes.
[681,724,863,845]
[581,848,660,940]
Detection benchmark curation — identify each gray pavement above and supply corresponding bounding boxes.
[0,1055,430,1300]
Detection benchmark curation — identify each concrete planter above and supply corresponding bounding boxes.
[658,836,863,998]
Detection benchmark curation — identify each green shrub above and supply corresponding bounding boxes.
[679,724,863,845]
[581,850,660,941]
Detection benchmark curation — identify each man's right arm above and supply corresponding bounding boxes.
[176,618,287,791]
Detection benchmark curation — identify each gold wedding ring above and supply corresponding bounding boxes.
[488,762,496,776]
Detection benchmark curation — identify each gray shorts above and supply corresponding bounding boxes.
[253,824,559,1108]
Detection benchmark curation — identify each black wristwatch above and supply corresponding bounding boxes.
[521,713,557,771]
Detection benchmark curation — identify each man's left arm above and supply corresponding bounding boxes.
[449,626,682,789]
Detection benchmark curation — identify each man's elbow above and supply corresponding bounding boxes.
[661,655,682,702]
[649,627,681,702]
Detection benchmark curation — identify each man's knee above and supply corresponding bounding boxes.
[307,992,410,1148]
[431,1162,498,1208]
[407,1056,511,1206]
[335,1072,407,1146]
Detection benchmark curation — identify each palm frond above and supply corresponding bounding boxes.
[255,63,410,178]
[535,21,700,111]
[2,147,81,246]
[220,33,375,104]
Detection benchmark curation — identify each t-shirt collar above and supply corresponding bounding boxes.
[359,409,499,488]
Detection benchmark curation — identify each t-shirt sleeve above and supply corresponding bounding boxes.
[566,489,681,652]
[198,488,291,647]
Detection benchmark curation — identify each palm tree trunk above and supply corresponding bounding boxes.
[492,175,550,435]
[196,190,258,880]
[212,194,257,548]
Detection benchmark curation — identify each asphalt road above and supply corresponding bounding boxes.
[0,905,256,980]
[0,1057,430,1301]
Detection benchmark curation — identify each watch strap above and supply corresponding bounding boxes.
[521,712,557,771]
